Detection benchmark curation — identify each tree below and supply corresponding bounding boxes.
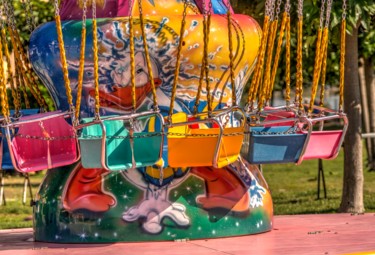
[339,20,364,213]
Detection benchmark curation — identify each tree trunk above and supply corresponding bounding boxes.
[339,24,364,213]
[358,58,373,170]
[364,57,375,171]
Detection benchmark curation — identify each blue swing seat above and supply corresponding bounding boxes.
[244,125,308,164]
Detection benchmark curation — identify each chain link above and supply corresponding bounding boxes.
[208,0,212,16]
[325,0,332,28]
[250,128,297,135]
[82,0,87,28]
[5,0,16,30]
[297,0,303,18]
[270,0,276,21]
[275,0,282,19]
[92,0,97,20]
[265,0,272,18]
[342,0,347,20]
[54,0,60,17]
[319,0,326,29]
[0,1,5,29]
[285,0,291,14]
[169,0,188,117]
[13,133,77,141]
[22,0,36,33]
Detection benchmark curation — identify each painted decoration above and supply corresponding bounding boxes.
[31,0,273,242]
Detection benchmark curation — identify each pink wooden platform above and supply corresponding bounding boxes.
[1,214,375,255]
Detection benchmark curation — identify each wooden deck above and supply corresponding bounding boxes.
[1,214,375,255]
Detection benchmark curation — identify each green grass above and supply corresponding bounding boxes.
[1,151,375,229]
[263,150,375,215]
[0,172,44,229]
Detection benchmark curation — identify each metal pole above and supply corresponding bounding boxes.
[0,170,5,206]
[317,159,327,199]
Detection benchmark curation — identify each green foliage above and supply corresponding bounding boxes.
[236,0,375,99]
[5,0,55,110]
[12,0,54,47]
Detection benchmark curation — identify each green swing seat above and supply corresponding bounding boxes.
[79,114,163,171]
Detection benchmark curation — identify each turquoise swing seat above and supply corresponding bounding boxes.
[245,126,308,164]
[79,114,163,170]
[79,118,105,169]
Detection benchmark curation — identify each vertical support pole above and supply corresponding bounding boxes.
[22,173,33,205]
[317,159,327,199]
[0,170,5,206]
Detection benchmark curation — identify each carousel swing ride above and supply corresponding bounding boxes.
[0,0,347,243]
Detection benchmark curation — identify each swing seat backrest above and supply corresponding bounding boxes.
[168,110,244,168]
[9,111,79,172]
[246,125,307,164]
[79,113,164,171]
[1,109,40,170]
[79,118,106,169]
[300,130,343,160]
[104,113,164,170]
[297,114,348,162]
[293,114,348,163]
[263,106,296,127]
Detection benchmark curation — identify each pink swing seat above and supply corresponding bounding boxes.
[297,112,348,163]
[6,111,79,173]
[300,130,343,160]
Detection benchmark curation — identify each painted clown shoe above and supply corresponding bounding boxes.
[31,0,273,242]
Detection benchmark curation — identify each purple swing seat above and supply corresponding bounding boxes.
[7,111,79,173]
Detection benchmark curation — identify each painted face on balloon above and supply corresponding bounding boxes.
[89,51,162,112]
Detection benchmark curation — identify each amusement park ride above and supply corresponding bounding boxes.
[0,0,347,243]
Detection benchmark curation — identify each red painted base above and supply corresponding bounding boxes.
[1,214,375,255]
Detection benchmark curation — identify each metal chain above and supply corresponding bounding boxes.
[0,2,4,29]
[138,0,159,111]
[319,0,326,29]
[270,0,276,21]
[226,0,236,107]
[297,0,303,19]
[285,0,291,14]
[250,129,297,135]
[22,0,35,33]
[128,0,136,111]
[194,0,210,115]
[342,0,347,20]
[4,0,16,30]
[169,0,188,118]
[13,133,77,141]
[325,0,332,28]
[296,0,304,111]
[202,0,207,14]
[74,0,88,124]
[339,0,346,112]
[275,0,282,20]
[92,0,97,20]
[54,0,60,17]
[82,0,87,28]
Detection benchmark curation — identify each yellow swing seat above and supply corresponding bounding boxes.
[167,109,245,169]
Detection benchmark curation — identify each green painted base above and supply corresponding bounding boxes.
[33,160,273,243]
